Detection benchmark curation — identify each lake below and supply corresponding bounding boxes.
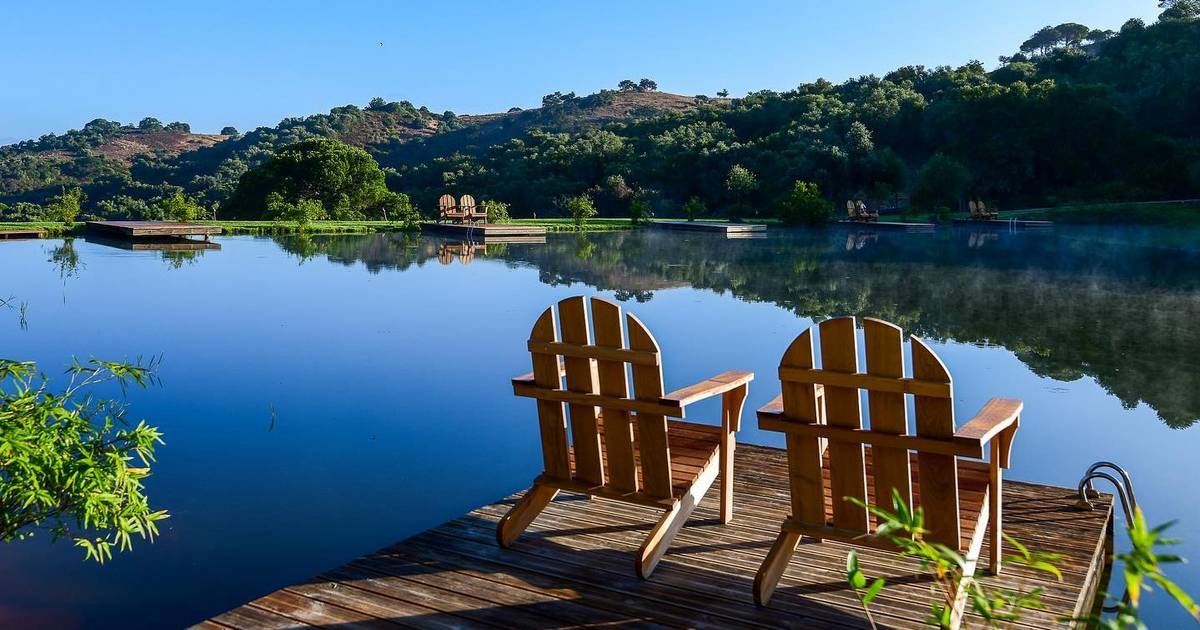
[2,226,1198,628]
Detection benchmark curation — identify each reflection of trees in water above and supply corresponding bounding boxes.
[270,228,1200,428]
[48,238,84,281]
[161,250,204,269]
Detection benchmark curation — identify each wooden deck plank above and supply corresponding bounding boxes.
[86,220,222,238]
[0,229,44,240]
[197,444,1111,629]
[650,220,767,234]
[424,223,547,238]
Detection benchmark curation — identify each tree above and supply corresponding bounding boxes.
[913,153,971,212]
[164,121,191,133]
[845,121,874,154]
[1,358,168,564]
[1160,0,1200,20]
[716,89,729,98]
[725,164,758,218]
[224,138,401,220]
[220,126,239,136]
[638,78,658,92]
[266,193,325,228]
[779,181,829,225]
[481,199,511,223]
[618,79,638,92]
[368,97,388,110]
[1020,26,1063,56]
[628,198,651,225]
[137,117,163,131]
[47,187,85,224]
[566,194,597,229]
[157,191,205,222]
[682,196,707,222]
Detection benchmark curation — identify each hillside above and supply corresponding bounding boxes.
[2,12,1199,222]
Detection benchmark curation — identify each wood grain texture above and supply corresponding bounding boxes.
[591,297,639,494]
[818,317,869,532]
[911,336,961,550]
[200,444,1113,630]
[558,296,605,486]
[863,318,912,519]
[777,329,826,527]
[627,312,673,500]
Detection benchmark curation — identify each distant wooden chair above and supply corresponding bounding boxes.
[752,317,1021,628]
[501,296,753,578]
[438,194,466,223]
[846,200,857,220]
[977,200,997,219]
[968,200,997,220]
[459,194,485,223]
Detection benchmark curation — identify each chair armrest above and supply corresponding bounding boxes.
[661,370,753,407]
[954,398,1022,467]
[512,360,566,385]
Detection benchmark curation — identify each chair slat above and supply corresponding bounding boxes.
[591,297,638,493]
[863,318,912,518]
[529,307,570,479]
[779,329,826,526]
[818,317,869,532]
[911,336,961,549]
[557,297,604,486]
[627,312,673,499]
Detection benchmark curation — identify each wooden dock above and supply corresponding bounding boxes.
[0,229,44,240]
[836,220,936,232]
[196,444,1112,629]
[86,220,221,239]
[953,218,1054,229]
[651,220,767,235]
[424,223,547,238]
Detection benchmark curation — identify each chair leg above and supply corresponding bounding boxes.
[989,454,1003,574]
[636,457,719,578]
[753,529,802,606]
[496,482,558,548]
[720,429,735,524]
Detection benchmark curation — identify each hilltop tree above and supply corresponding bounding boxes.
[164,122,190,133]
[638,78,658,92]
[367,97,388,110]
[137,117,163,131]
[224,138,415,222]
[220,126,239,136]
[618,79,637,92]
[716,89,729,98]
[1160,0,1200,20]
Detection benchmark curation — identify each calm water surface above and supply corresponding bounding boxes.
[1,227,1198,627]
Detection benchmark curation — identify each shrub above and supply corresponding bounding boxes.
[779,181,830,225]
[629,198,651,225]
[682,196,707,222]
[481,199,512,224]
[267,193,326,228]
[566,194,597,229]
[47,187,85,225]
[158,191,205,222]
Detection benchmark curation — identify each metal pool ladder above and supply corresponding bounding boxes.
[1076,461,1137,522]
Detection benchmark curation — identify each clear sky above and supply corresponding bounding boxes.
[0,1,1160,142]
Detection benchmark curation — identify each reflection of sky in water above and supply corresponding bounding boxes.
[1,227,1197,628]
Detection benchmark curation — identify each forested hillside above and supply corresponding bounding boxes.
[2,10,1198,221]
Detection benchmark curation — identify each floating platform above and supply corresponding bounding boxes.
[954,218,1054,229]
[86,221,221,239]
[424,222,547,239]
[0,229,44,240]
[651,220,767,235]
[196,444,1112,630]
[837,220,936,232]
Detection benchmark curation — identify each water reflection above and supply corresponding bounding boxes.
[279,227,1200,428]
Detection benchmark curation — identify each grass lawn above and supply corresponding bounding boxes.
[1006,200,1200,224]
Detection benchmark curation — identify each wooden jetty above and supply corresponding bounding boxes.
[0,229,44,240]
[425,223,547,239]
[651,220,767,235]
[836,220,936,232]
[196,444,1113,630]
[87,220,221,239]
[953,218,1053,229]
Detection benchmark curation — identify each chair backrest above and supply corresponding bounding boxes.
[968,200,978,216]
[846,200,856,218]
[775,316,963,549]
[459,194,477,213]
[523,296,677,500]
[978,200,988,214]
[438,194,457,216]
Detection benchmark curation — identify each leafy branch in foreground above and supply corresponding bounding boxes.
[1081,506,1199,629]
[0,357,168,563]
[845,489,1061,628]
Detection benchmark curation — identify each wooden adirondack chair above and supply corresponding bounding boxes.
[968,200,980,218]
[459,194,486,223]
[438,194,466,223]
[501,296,753,577]
[846,200,857,220]
[752,317,1021,628]
[978,200,997,219]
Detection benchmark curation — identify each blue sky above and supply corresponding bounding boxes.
[0,1,1159,142]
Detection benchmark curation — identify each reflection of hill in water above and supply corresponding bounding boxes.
[272,228,1200,429]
